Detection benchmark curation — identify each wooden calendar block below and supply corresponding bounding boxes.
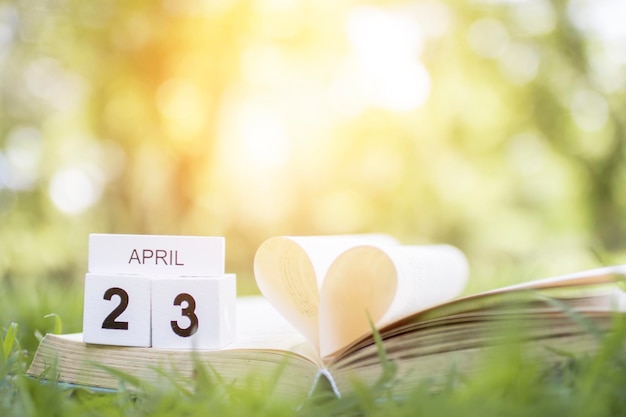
[83,273,152,347]
[151,274,236,349]
[88,234,225,277]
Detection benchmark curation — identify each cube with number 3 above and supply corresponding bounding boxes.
[151,274,236,349]
[83,273,152,347]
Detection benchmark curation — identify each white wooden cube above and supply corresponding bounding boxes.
[88,234,225,277]
[83,273,152,347]
[151,274,236,349]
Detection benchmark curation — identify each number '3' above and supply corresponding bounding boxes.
[171,293,199,337]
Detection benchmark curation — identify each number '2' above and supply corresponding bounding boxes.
[101,287,129,330]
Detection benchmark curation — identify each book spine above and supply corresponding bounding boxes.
[88,234,225,276]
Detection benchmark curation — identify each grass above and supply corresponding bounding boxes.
[2,284,626,417]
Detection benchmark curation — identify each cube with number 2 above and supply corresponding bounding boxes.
[151,274,236,349]
[83,273,152,347]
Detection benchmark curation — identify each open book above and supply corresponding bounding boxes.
[27,235,626,398]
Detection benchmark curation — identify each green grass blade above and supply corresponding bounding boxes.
[43,314,62,335]
[366,313,397,389]
[2,323,18,362]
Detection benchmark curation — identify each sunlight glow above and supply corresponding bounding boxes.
[212,93,296,227]
[218,95,291,172]
[346,6,431,112]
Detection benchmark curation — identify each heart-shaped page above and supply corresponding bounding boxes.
[254,235,468,358]
[253,235,398,352]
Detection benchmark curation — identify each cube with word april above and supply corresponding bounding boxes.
[88,234,225,277]
[83,273,152,347]
[151,274,236,349]
[83,234,233,348]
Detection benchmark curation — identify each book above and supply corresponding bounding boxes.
[27,235,626,399]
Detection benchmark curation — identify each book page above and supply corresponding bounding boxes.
[471,265,626,296]
[253,234,398,352]
[230,296,319,363]
[380,245,469,321]
[318,244,468,357]
[367,265,626,343]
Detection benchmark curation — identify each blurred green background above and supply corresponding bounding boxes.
[1,0,626,342]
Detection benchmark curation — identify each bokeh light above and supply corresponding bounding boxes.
[1,0,626,296]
